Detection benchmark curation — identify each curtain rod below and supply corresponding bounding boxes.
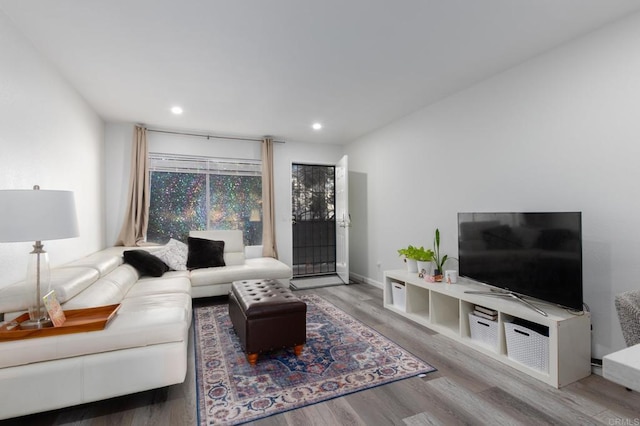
[146,128,285,143]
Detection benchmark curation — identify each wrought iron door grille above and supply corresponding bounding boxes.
[292,164,336,277]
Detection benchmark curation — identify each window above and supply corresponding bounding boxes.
[147,154,262,246]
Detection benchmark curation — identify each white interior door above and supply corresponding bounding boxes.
[335,155,349,284]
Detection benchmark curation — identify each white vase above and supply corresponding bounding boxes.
[406,258,418,273]
[416,261,432,276]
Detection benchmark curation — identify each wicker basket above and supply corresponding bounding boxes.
[468,312,499,350]
[505,321,549,372]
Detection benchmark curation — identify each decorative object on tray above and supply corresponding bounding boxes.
[42,290,66,327]
[0,186,79,329]
[194,294,436,425]
[0,304,120,341]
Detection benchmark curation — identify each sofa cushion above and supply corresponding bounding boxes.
[189,230,245,266]
[65,248,124,277]
[187,237,225,269]
[244,257,294,278]
[154,238,188,271]
[0,266,100,314]
[62,264,139,310]
[189,257,292,287]
[125,272,191,299]
[46,267,100,303]
[123,250,169,277]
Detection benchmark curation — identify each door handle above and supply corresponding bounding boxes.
[338,213,352,228]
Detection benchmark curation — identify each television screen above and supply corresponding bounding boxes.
[458,212,583,311]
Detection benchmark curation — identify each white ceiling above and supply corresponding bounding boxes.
[2,1,640,144]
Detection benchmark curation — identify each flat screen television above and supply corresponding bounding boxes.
[457,212,583,311]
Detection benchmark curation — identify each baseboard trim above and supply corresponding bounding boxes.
[350,272,383,289]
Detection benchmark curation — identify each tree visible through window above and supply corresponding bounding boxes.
[147,154,262,246]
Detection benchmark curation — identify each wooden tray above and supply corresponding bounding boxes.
[0,304,120,342]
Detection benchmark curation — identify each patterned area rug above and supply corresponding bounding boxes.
[194,294,436,425]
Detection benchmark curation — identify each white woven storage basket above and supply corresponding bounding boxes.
[505,321,549,372]
[391,281,406,311]
[468,313,498,350]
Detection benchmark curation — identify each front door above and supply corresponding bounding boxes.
[291,163,336,277]
[291,157,349,283]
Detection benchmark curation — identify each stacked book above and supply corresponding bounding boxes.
[473,305,497,321]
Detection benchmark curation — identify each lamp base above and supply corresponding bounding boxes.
[20,317,53,330]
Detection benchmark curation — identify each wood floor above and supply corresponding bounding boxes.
[3,283,639,425]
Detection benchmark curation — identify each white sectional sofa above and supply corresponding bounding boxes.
[0,230,292,420]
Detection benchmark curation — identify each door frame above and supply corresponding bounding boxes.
[335,155,349,284]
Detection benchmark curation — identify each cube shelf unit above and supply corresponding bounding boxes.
[384,269,591,388]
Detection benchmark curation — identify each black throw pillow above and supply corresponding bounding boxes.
[186,237,226,270]
[123,250,170,277]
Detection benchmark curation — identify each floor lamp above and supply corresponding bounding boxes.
[0,186,79,329]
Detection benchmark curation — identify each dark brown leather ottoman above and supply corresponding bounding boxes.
[228,279,307,365]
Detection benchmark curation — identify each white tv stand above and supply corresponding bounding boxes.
[464,288,549,317]
[383,269,591,388]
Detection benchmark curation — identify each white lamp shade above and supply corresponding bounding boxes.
[0,189,79,242]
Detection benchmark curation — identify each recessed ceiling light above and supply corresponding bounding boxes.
[312,122,322,130]
[171,106,183,115]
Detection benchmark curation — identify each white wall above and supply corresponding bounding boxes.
[104,123,135,247]
[0,11,105,288]
[346,12,640,359]
[104,124,344,268]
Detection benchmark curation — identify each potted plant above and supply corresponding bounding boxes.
[414,246,434,275]
[398,245,418,272]
[432,228,448,282]
[398,245,434,273]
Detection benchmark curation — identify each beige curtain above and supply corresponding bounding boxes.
[261,137,278,258]
[115,125,150,246]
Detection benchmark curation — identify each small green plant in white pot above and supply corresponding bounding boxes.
[398,245,433,274]
[415,247,434,275]
[397,245,418,272]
